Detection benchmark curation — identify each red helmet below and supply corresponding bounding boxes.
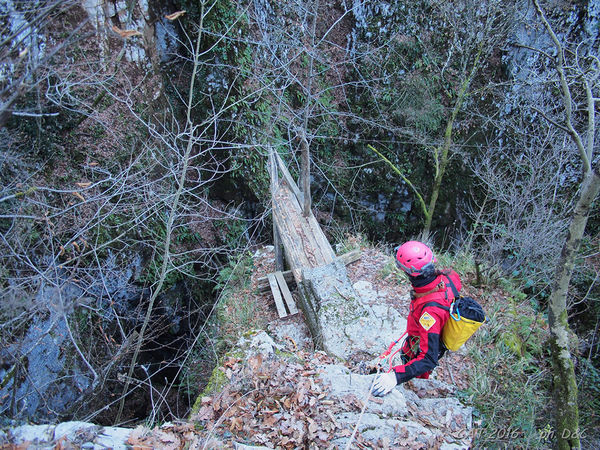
[395,241,436,276]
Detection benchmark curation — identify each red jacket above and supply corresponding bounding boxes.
[393,270,462,384]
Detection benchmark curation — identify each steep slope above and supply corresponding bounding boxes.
[1,245,477,449]
[186,245,475,448]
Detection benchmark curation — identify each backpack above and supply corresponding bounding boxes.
[423,276,487,351]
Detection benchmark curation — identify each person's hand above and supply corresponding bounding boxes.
[372,371,397,397]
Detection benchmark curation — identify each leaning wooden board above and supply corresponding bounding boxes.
[267,272,288,318]
[274,271,298,315]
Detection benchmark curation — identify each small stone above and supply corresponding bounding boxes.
[94,426,132,449]
[54,421,97,441]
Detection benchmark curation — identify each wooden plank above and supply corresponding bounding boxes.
[333,249,361,267]
[274,184,327,266]
[306,213,336,263]
[273,192,313,268]
[269,149,284,271]
[275,271,298,315]
[267,273,287,318]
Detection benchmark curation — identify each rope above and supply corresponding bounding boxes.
[344,367,380,450]
[380,331,407,373]
[344,333,407,449]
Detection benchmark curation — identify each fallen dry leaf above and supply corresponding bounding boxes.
[112,25,142,38]
[249,354,263,371]
[229,416,243,431]
[368,395,384,405]
[165,10,186,20]
[267,415,281,427]
[283,397,292,409]
[155,430,180,450]
[223,357,241,368]
[195,405,214,421]
[72,191,85,202]
[126,425,153,450]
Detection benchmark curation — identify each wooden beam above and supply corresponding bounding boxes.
[274,150,303,204]
[306,213,336,262]
[267,273,287,318]
[273,183,331,267]
[268,148,284,271]
[275,271,298,315]
[299,130,311,217]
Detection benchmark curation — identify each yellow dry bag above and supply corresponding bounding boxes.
[442,296,486,351]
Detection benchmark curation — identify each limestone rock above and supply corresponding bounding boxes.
[333,412,434,447]
[4,422,133,450]
[9,424,54,445]
[317,364,408,416]
[240,330,281,357]
[267,320,313,352]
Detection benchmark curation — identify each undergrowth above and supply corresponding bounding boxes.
[181,251,262,407]
[439,251,553,448]
[464,283,552,447]
[214,251,265,349]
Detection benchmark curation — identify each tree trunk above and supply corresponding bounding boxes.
[548,168,600,450]
[422,46,482,241]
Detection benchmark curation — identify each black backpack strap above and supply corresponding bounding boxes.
[420,301,450,316]
[444,275,460,299]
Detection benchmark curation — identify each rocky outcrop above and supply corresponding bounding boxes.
[183,324,472,448]
[295,260,407,361]
[184,273,473,448]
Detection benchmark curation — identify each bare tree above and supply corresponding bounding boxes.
[467,1,599,446]
[466,114,578,287]
[0,0,84,127]
[1,0,259,424]
[530,1,599,447]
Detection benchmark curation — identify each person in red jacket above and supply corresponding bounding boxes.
[372,240,462,396]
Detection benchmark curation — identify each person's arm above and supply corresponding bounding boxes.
[392,307,445,384]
